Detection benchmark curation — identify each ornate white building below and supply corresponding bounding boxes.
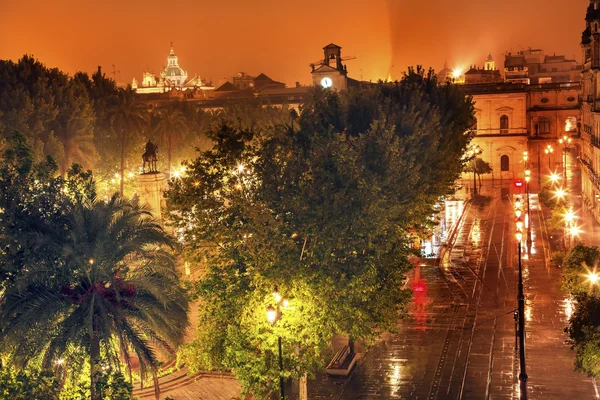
[132,44,213,95]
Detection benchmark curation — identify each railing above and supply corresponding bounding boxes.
[472,128,528,136]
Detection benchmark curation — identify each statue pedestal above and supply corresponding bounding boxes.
[137,172,167,220]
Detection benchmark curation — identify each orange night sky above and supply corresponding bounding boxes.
[0,0,590,87]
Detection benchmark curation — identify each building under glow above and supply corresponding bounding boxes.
[132,44,214,96]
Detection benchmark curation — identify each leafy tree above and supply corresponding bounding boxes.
[0,56,58,144]
[562,244,600,378]
[565,294,600,377]
[0,366,61,400]
[0,131,65,287]
[467,157,493,188]
[50,72,97,175]
[154,103,188,177]
[0,171,188,399]
[562,243,600,296]
[109,89,148,196]
[166,76,474,397]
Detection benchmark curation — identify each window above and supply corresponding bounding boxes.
[501,155,510,171]
[566,116,577,132]
[500,115,509,133]
[539,118,551,134]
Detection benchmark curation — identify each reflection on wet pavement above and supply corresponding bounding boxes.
[309,183,598,400]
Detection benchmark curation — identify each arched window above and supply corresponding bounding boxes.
[500,115,509,133]
[539,117,551,134]
[501,155,510,171]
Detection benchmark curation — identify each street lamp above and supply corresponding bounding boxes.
[267,290,286,400]
[555,188,566,200]
[559,135,572,182]
[549,173,560,185]
[525,170,531,246]
[515,228,528,399]
[544,145,554,171]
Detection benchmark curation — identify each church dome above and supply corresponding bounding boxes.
[161,45,188,86]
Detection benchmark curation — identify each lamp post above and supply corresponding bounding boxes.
[515,219,528,399]
[525,170,531,246]
[544,145,554,171]
[559,135,572,183]
[267,289,286,400]
[514,197,528,399]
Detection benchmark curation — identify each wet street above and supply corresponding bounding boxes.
[308,181,599,399]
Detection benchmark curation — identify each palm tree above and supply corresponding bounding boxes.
[154,104,187,177]
[110,89,148,196]
[0,185,189,400]
[55,117,97,176]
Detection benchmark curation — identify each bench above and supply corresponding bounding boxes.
[326,345,359,376]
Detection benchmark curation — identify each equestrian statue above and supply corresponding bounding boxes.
[142,139,158,173]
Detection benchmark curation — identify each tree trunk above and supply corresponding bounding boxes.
[120,134,126,197]
[90,334,100,400]
[168,133,172,178]
[62,149,69,178]
[152,368,160,400]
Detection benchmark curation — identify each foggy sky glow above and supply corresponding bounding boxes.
[0,0,589,86]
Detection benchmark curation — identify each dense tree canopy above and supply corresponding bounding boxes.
[166,70,475,397]
[0,133,189,399]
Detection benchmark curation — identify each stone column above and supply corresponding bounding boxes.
[137,172,167,220]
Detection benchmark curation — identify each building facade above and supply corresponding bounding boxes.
[580,0,600,221]
[505,49,582,84]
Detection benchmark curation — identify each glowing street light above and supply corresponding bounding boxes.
[555,188,566,199]
[549,173,560,184]
[516,218,524,231]
[516,230,523,243]
[266,305,277,325]
[588,271,600,285]
[564,209,576,223]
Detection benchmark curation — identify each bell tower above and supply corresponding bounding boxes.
[323,44,344,71]
[484,53,495,71]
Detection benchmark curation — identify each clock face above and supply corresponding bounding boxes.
[321,77,333,88]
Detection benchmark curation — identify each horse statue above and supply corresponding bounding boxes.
[142,140,158,173]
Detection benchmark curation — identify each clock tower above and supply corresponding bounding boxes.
[311,43,349,91]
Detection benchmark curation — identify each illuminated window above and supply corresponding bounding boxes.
[539,118,551,134]
[500,115,509,133]
[501,155,510,171]
[565,116,577,132]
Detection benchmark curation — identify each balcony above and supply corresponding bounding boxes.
[580,157,600,192]
[471,128,528,137]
